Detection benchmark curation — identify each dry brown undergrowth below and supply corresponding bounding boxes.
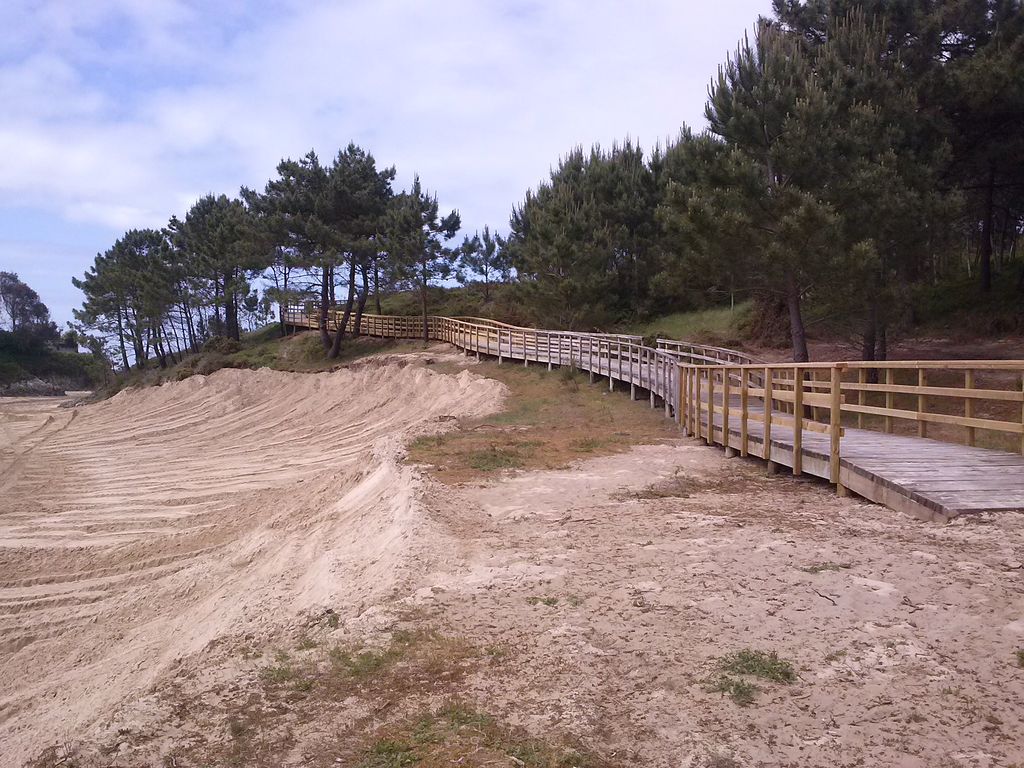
[408,360,681,483]
[63,623,621,768]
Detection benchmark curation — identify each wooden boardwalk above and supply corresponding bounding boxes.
[283,306,1024,522]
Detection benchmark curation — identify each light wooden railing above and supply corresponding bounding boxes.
[282,303,1024,505]
[682,361,1024,494]
[656,338,758,366]
[281,303,683,416]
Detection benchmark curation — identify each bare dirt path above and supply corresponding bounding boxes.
[412,445,1024,766]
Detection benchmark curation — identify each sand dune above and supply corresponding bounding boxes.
[0,363,504,763]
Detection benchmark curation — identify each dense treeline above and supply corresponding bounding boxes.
[506,1,1023,360]
[72,144,502,368]
[1,272,106,390]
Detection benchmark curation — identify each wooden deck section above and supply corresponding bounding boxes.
[282,306,1024,522]
[699,397,1024,521]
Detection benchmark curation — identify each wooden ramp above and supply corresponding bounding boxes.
[281,305,1024,522]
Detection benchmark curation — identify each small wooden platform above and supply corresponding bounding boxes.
[698,397,1024,521]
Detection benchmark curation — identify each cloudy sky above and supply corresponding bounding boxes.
[0,0,769,325]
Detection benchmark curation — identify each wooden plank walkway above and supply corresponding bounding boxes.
[282,308,1024,522]
[697,396,1024,521]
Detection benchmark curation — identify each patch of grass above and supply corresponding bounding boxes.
[409,361,679,483]
[706,649,797,707]
[719,649,796,683]
[800,562,853,574]
[260,662,299,684]
[484,643,512,662]
[331,647,394,678]
[569,437,606,453]
[466,442,539,471]
[707,675,760,707]
[614,468,761,501]
[359,739,420,768]
[628,303,753,346]
[1015,649,1024,668]
[526,596,559,607]
[356,702,610,768]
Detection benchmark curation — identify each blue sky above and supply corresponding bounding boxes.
[0,0,770,326]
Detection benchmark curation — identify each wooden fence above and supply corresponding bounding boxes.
[282,303,1024,516]
[682,361,1024,493]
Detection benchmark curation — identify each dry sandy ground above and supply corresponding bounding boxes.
[2,353,1024,766]
[0,359,504,765]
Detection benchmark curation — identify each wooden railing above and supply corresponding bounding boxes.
[282,303,1024,506]
[681,361,1024,494]
[281,303,682,416]
[656,338,758,366]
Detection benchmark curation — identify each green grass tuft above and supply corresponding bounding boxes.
[719,649,796,683]
[628,302,752,344]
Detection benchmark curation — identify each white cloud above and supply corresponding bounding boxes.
[0,0,770,320]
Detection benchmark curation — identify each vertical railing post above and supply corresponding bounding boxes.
[678,361,686,432]
[707,367,716,445]
[830,365,845,495]
[885,369,894,433]
[857,368,866,429]
[721,367,731,454]
[663,358,670,418]
[740,367,749,457]
[609,341,615,392]
[792,367,803,476]
[694,368,702,441]
[917,369,927,438]
[763,367,773,464]
[1019,369,1024,455]
[964,369,975,447]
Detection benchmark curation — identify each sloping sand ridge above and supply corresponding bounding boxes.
[0,364,505,763]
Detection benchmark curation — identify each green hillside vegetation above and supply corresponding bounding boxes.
[0,344,108,391]
[1,271,108,394]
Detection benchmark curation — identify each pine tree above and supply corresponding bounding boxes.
[385,176,460,341]
[457,226,510,301]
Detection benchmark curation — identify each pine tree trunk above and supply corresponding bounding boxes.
[980,164,995,293]
[116,304,130,370]
[786,276,809,363]
[861,315,876,362]
[182,301,197,352]
[328,258,358,359]
[420,259,429,343]
[352,264,370,338]
[374,257,382,315]
[319,267,333,350]
[277,266,288,338]
[213,278,223,337]
[225,270,241,341]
